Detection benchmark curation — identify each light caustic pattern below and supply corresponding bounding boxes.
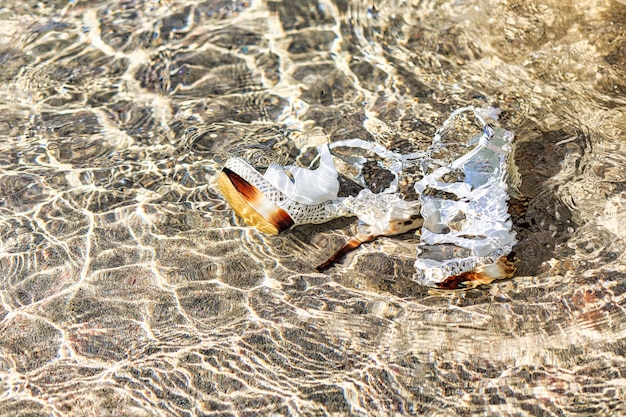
[0,0,626,416]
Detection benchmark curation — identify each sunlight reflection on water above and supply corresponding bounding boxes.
[0,0,625,415]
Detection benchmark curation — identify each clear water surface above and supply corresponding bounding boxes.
[0,0,625,415]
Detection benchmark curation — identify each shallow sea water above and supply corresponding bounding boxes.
[1,0,626,415]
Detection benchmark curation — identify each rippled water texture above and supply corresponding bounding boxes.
[1,0,626,415]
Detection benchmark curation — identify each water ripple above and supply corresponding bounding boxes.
[1,0,626,415]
